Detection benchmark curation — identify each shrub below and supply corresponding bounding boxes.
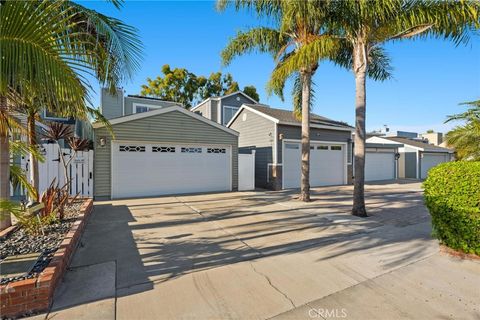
[423,161,480,255]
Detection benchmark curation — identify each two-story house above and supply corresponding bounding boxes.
[190,91,257,125]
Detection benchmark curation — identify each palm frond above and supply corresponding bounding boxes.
[10,164,37,200]
[10,141,45,163]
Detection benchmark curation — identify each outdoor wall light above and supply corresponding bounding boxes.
[395,152,401,160]
[99,138,106,147]
[279,133,284,140]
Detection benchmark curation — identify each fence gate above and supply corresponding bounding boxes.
[20,143,94,197]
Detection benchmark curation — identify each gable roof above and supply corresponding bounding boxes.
[227,104,353,132]
[384,137,453,152]
[191,91,257,111]
[92,105,238,136]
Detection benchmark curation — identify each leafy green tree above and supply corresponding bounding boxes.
[322,0,479,216]
[0,0,142,229]
[445,100,480,161]
[141,66,259,107]
[219,0,389,201]
[243,85,259,102]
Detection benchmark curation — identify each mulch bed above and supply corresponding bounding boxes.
[439,244,480,261]
[0,201,83,285]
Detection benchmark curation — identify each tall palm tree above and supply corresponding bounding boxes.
[445,100,480,160]
[219,0,390,201]
[322,0,479,216]
[0,0,142,229]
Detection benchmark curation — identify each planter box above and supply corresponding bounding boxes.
[0,198,93,319]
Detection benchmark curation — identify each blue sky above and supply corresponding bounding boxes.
[82,0,480,133]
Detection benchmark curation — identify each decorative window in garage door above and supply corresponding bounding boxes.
[181,147,202,153]
[119,145,146,152]
[207,148,226,154]
[317,145,329,150]
[330,145,342,151]
[152,146,176,153]
[285,143,299,149]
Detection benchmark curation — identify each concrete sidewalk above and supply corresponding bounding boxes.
[31,182,480,320]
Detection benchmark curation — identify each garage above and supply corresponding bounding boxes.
[111,142,231,198]
[283,141,346,189]
[420,152,449,179]
[93,106,238,199]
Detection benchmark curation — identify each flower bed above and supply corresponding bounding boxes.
[0,198,93,319]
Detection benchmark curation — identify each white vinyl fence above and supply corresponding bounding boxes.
[238,151,255,191]
[20,143,93,198]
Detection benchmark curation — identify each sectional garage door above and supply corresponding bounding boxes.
[420,153,449,179]
[283,141,346,189]
[365,152,395,181]
[111,142,231,199]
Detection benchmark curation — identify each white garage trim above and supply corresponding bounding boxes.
[281,139,348,189]
[111,140,233,198]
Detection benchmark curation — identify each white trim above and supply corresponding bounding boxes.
[220,91,258,104]
[132,102,163,114]
[226,104,353,132]
[227,104,279,127]
[191,97,219,112]
[111,140,234,199]
[281,139,349,189]
[93,105,239,136]
[273,123,278,164]
[217,100,222,124]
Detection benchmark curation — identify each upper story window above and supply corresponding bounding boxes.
[133,103,162,114]
[223,105,239,125]
[43,110,67,120]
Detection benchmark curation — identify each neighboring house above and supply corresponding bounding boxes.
[191,91,257,126]
[227,104,353,190]
[93,105,239,200]
[367,136,454,180]
[419,132,444,146]
[100,88,182,120]
[41,110,93,142]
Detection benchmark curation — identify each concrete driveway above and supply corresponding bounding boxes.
[35,181,480,320]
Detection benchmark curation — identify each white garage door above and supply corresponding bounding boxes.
[365,152,395,181]
[420,153,448,179]
[111,142,231,199]
[283,142,345,189]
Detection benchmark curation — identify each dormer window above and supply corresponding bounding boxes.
[223,105,239,125]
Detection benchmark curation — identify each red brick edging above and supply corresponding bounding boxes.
[0,198,94,319]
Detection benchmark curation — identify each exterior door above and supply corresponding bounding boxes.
[365,152,395,181]
[111,142,231,198]
[283,141,346,189]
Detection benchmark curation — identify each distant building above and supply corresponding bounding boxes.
[420,132,443,146]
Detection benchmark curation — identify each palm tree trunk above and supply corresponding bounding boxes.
[0,96,12,230]
[352,41,368,217]
[27,112,39,202]
[299,70,312,202]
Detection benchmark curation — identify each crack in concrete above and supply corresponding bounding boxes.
[249,262,296,309]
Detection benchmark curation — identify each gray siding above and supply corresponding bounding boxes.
[211,100,218,123]
[277,125,352,163]
[229,108,275,188]
[101,88,123,119]
[94,110,238,199]
[192,100,210,119]
[124,96,179,115]
[220,93,256,125]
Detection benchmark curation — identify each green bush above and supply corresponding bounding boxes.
[423,161,480,255]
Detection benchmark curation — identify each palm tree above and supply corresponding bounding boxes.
[0,0,142,230]
[322,0,479,216]
[219,0,390,202]
[445,100,480,161]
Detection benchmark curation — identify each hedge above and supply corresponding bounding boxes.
[423,161,480,255]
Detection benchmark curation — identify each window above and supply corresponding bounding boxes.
[119,145,145,152]
[331,145,342,151]
[223,105,239,125]
[133,103,162,114]
[285,143,299,149]
[43,110,67,120]
[152,146,175,153]
[181,147,202,153]
[207,148,226,154]
[317,145,329,150]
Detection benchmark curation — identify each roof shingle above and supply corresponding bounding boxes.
[384,137,453,152]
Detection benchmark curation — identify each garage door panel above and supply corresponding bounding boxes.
[283,142,345,189]
[365,152,395,181]
[420,153,448,179]
[112,143,230,198]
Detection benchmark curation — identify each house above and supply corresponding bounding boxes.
[93,105,239,199]
[367,136,454,180]
[419,131,444,146]
[191,91,257,125]
[100,88,182,119]
[227,104,353,190]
